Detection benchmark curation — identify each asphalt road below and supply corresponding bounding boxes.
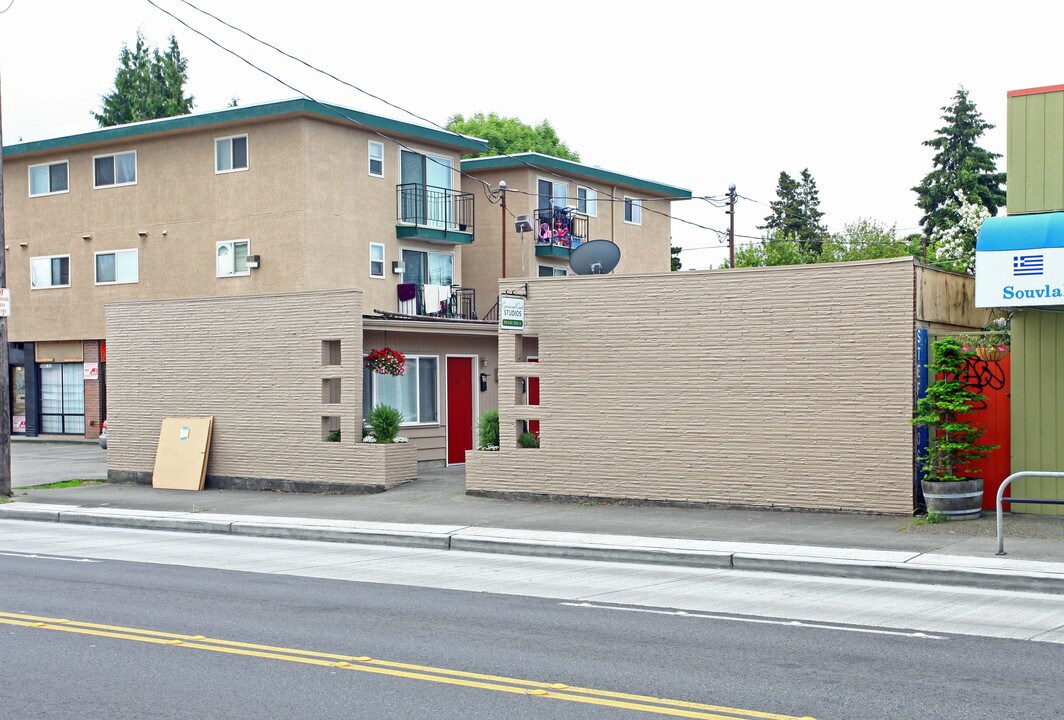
[2,522,1064,719]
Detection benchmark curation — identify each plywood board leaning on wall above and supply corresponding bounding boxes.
[151,417,214,491]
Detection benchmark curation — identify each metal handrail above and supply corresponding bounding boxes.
[995,471,1064,555]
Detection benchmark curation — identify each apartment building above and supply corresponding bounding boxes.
[459,152,691,308]
[2,99,500,463]
[3,101,688,467]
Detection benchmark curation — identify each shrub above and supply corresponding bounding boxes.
[326,430,341,442]
[478,409,500,449]
[369,405,403,444]
[518,431,539,448]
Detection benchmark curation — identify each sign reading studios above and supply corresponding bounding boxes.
[499,296,525,330]
[975,215,1064,308]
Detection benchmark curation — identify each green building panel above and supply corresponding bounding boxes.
[1011,310,1064,514]
[1007,89,1064,215]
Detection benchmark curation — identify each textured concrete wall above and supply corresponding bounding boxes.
[467,258,919,514]
[105,290,416,489]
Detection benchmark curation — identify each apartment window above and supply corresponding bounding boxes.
[624,196,642,225]
[368,141,384,177]
[363,355,439,425]
[216,240,250,277]
[577,187,597,217]
[401,249,453,286]
[538,179,569,210]
[29,160,69,197]
[216,135,249,173]
[94,150,137,188]
[30,255,71,289]
[538,266,568,277]
[370,243,385,278]
[95,249,139,285]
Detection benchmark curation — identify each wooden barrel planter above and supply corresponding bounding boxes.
[921,478,984,520]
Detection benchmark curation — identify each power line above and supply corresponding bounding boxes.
[152,0,728,240]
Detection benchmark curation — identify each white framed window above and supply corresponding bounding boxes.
[538,265,568,277]
[624,196,642,225]
[215,134,249,173]
[363,355,439,425]
[368,141,384,177]
[370,243,385,278]
[216,240,251,277]
[577,187,597,217]
[93,150,137,188]
[538,178,569,210]
[30,254,71,289]
[29,160,69,197]
[94,248,139,285]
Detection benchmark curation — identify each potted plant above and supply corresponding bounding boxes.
[961,317,1010,363]
[911,337,998,520]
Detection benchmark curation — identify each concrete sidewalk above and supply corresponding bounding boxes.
[3,467,1064,593]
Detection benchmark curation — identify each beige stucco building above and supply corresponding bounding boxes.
[459,153,689,310]
[2,99,685,471]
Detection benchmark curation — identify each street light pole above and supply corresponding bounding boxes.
[499,180,507,279]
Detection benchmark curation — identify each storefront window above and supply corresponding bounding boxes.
[40,363,85,434]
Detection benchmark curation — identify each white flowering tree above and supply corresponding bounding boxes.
[930,189,990,273]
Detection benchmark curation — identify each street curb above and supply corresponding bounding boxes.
[3,506,1064,594]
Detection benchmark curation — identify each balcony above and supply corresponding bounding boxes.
[397,283,479,319]
[533,206,588,257]
[396,184,474,244]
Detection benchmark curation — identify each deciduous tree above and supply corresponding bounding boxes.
[446,113,579,160]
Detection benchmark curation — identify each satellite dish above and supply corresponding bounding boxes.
[569,239,621,275]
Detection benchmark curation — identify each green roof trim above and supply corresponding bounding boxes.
[395,224,474,245]
[3,98,488,157]
[535,243,572,258]
[461,152,691,198]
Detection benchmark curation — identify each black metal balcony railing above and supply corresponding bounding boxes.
[397,283,478,320]
[396,183,474,232]
[534,206,589,249]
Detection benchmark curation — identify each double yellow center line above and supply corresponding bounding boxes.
[0,611,814,720]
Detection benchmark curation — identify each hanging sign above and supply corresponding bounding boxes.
[499,297,525,331]
[0,288,10,317]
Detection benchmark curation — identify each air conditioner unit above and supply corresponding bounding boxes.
[392,261,406,274]
[245,255,261,269]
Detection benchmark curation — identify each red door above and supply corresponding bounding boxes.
[527,358,540,438]
[446,357,474,465]
[958,354,1011,510]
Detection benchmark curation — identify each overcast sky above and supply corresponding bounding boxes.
[1,0,1060,268]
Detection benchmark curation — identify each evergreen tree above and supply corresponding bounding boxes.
[758,168,827,253]
[671,245,682,271]
[93,32,194,127]
[912,88,1005,243]
[446,113,579,160]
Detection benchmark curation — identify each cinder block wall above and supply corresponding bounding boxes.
[106,290,415,488]
[467,258,918,514]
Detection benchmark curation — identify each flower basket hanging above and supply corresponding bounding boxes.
[975,345,1009,363]
[961,318,1010,364]
[365,347,406,376]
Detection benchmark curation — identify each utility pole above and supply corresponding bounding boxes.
[499,180,507,279]
[726,183,737,269]
[0,73,11,498]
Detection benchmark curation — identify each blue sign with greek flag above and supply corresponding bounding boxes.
[976,213,1064,307]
